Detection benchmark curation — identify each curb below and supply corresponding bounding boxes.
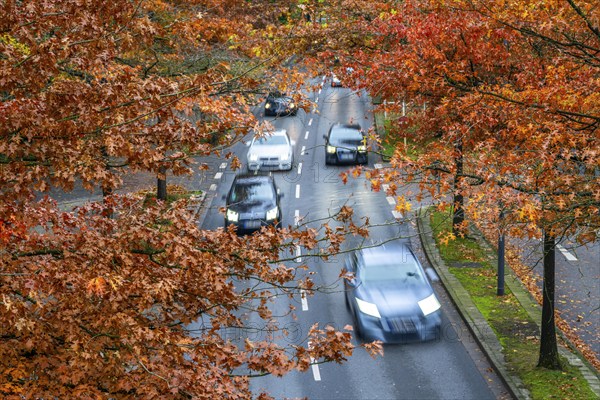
[416,207,531,400]
[417,206,600,399]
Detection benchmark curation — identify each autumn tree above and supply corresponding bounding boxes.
[300,0,599,370]
[0,1,376,397]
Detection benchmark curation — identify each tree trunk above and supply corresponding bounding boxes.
[537,231,562,370]
[101,146,114,218]
[452,139,464,234]
[157,165,167,201]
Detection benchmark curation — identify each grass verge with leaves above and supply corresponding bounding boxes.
[430,209,596,400]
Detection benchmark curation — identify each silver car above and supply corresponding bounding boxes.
[247,129,294,171]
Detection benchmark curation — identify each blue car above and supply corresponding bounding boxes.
[344,242,442,343]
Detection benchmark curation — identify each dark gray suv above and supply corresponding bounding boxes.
[324,123,367,165]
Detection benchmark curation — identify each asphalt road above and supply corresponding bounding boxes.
[199,79,510,399]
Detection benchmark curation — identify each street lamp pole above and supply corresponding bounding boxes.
[497,206,505,296]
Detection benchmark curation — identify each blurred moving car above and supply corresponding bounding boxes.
[331,74,342,87]
[223,173,283,234]
[264,91,297,116]
[344,242,442,343]
[324,123,368,165]
[247,130,294,171]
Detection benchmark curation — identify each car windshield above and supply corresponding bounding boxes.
[330,128,363,146]
[229,181,274,203]
[254,135,288,146]
[359,260,426,285]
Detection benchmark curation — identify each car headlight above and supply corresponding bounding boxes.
[226,209,239,222]
[418,294,441,316]
[248,153,258,162]
[280,153,289,161]
[265,103,271,109]
[289,103,295,108]
[355,297,381,318]
[357,145,367,152]
[265,206,278,221]
[326,145,336,154]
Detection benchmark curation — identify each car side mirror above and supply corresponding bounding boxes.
[346,277,360,288]
[291,140,296,146]
[323,135,327,140]
[221,194,226,201]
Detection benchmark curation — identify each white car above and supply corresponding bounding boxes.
[247,129,294,171]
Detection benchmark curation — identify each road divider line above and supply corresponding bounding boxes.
[308,343,322,381]
[305,131,309,140]
[386,196,396,205]
[214,172,223,180]
[374,163,382,169]
[295,184,300,199]
[557,244,577,261]
[209,184,217,191]
[298,162,303,175]
[300,289,309,311]
[301,146,306,155]
[382,184,389,192]
[308,118,313,126]
[219,162,227,169]
[295,209,300,226]
[296,244,302,263]
[392,210,403,220]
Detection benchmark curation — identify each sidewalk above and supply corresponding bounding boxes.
[416,207,600,399]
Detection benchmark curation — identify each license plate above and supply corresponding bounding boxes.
[244,220,261,229]
[339,153,354,160]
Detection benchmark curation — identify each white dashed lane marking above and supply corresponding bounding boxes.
[308,118,313,126]
[301,146,306,155]
[219,162,227,169]
[392,210,403,220]
[305,131,309,140]
[300,289,308,311]
[214,172,223,180]
[295,184,300,198]
[386,196,396,206]
[557,244,577,261]
[309,342,322,381]
[298,162,303,175]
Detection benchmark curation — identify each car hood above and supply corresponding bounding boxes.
[227,199,277,215]
[248,145,291,158]
[329,138,361,148]
[357,282,433,317]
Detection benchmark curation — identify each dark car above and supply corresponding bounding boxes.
[343,242,442,343]
[223,173,283,234]
[324,123,367,165]
[264,91,297,116]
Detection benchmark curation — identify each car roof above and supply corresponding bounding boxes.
[233,173,274,184]
[331,123,361,131]
[358,242,420,267]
